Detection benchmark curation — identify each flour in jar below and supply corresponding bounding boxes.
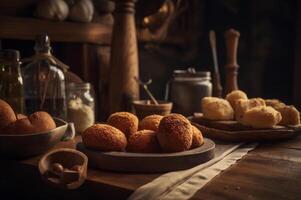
[67,97,94,133]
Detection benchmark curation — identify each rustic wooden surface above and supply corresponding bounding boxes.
[1,134,301,199]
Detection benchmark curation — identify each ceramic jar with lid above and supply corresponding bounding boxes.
[166,68,212,116]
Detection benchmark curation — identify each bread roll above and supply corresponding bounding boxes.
[82,124,127,152]
[2,111,56,134]
[157,114,193,152]
[242,106,282,128]
[235,98,266,122]
[201,97,234,120]
[0,99,17,130]
[275,105,300,126]
[265,99,286,109]
[226,90,248,108]
[107,112,138,138]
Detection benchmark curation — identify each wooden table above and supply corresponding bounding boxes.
[1,135,301,200]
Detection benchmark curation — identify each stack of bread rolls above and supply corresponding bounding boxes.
[81,112,204,153]
[201,90,300,128]
[0,99,56,135]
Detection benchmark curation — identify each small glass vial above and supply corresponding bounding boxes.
[67,83,95,133]
[0,49,25,113]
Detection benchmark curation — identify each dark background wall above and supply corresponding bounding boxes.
[138,0,296,105]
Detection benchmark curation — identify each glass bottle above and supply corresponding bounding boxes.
[0,49,25,113]
[67,83,95,133]
[22,34,67,119]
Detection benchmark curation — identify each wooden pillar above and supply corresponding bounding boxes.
[109,0,139,113]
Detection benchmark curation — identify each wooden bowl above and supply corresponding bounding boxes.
[0,118,68,158]
[133,100,173,119]
[39,148,88,190]
[77,138,215,173]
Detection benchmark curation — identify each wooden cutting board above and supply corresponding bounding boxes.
[76,138,215,173]
[190,113,301,142]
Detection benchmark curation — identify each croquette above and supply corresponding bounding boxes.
[226,90,248,108]
[242,106,282,128]
[139,115,163,132]
[201,97,234,120]
[107,112,138,138]
[157,113,193,152]
[235,98,266,122]
[127,130,161,153]
[275,105,300,126]
[191,125,204,149]
[82,124,127,152]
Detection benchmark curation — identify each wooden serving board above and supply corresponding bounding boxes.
[76,138,215,173]
[190,114,301,142]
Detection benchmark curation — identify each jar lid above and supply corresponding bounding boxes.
[67,82,91,90]
[0,49,20,61]
[173,67,211,78]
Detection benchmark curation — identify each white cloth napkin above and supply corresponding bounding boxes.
[128,143,257,200]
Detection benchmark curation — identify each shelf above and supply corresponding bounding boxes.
[0,16,112,45]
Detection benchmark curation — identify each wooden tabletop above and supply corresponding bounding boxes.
[1,135,301,200]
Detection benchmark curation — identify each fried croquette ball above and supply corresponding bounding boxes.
[82,124,127,152]
[157,113,193,152]
[275,105,300,126]
[191,125,204,149]
[139,115,163,132]
[226,90,248,108]
[201,97,234,120]
[235,98,266,122]
[242,106,282,128]
[107,112,138,138]
[127,130,161,153]
[265,99,286,109]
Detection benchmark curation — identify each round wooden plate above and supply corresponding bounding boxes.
[76,138,215,173]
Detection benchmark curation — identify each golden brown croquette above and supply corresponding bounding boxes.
[157,113,193,152]
[191,125,204,149]
[139,115,163,132]
[127,130,161,153]
[82,124,127,152]
[107,112,139,138]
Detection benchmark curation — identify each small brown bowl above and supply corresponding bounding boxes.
[39,148,88,190]
[0,118,68,158]
[133,100,173,119]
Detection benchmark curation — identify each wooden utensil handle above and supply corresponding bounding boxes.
[224,28,240,94]
[212,72,223,98]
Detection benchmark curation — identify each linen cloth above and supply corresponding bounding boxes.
[128,142,257,200]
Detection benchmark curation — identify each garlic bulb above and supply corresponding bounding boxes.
[35,0,69,21]
[69,0,94,23]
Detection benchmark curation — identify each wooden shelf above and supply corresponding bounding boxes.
[0,16,112,45]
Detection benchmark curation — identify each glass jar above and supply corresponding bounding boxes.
[0,49,25,113]
[22,34,67,119]
[67,83,95,133]
[166,68,212,116]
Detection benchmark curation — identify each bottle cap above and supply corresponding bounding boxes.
[34,34,51,52]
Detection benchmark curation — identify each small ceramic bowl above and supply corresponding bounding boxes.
[39,148,88,190]
[132,100,173,119]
